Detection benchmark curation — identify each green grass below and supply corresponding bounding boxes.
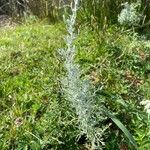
[0,22,150,149]
[0,23,78,150]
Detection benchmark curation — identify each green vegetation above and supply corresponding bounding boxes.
[0,1,149,149]
[1,1,150,27]
[0,19,149,149]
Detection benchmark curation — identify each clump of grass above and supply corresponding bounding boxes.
[0,22,72,149]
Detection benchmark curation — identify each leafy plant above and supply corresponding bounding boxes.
[59,0,106,149]
[118,1,142,27]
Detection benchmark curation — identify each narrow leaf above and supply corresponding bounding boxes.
[105,109,138,149]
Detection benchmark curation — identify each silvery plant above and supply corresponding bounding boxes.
[59,0,105,149]
[140,100,150,118]
[118,1,141,27]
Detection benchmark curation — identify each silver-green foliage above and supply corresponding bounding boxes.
[118,1,141,26]
[59,0,104,149]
